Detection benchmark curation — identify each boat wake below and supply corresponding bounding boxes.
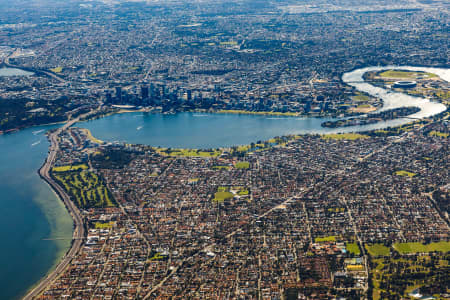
[31,140,41,146]
[33,129,44,135]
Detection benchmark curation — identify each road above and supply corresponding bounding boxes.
[4,49,68,84]
[23,111,96,300]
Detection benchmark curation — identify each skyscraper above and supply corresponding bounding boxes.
[141,86,149,100]
[115,86,122,102]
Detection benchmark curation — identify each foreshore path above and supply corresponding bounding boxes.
[23,111,97,300]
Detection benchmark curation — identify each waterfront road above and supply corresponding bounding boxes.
[5,50,68,84]
[23,111,97,300]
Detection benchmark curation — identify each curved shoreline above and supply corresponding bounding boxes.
[342,65,448,119]
[1,64,447,136]
[13,65,450,298]
[22,114,93,300]
[3,53,67,83]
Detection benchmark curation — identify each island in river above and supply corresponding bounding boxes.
[321,106,421,128]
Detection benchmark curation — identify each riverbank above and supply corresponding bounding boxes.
[342,65,447,119]
[2,65,448,299]
[0,125,72,300]
[23,111,98,300]
[0,120,68,136]
[24,132,84,299]
[79,128,104,144]
[216,109,301,117]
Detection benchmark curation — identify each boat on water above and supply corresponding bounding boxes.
[31,140,41,146]
[136,126,143,130]
[33,129,45,135]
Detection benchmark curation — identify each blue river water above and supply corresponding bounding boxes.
[79,65,448,148]
[76,111,409,149]
[0,125,72,300]
[0,67,34,77]
[80,112,339,148]
[0,65,448,299]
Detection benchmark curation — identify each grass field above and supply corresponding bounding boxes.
[212,165,231,170]
[315,235,337,243]
[53,164,88,172]
[321,133,369,140]
[80,128,104,144]
[434,90,450,100]
[428,131,449,138]
[235,161,250,169]
[366,244,390,257]
[217,186,228,192]
[374,130,389,134]
[235,145,251,152]
[149,252,167,261]
[346,242,361,255]
[157,148,221,157]
[395,170,417,177]
[220,41,238,46]
[238,189,249,196]
[53,170,115,208]
[50,67,63,73]
[213,191,234,202]
[213,186,249,202]
[268,138,282,143]
[218,109,299,117]
[352,94,370,101]
[350,104,377,113]
[328,207,345,213]
[95,221,114,229]
[371,254,449,300]
[379,70,437,79]
[371,258,385,300]
[393,241,450,254]
[346,264,364,271]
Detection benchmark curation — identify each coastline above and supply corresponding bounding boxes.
[0,124,73,300]
[0,106,142,137]
[0,120,67,136]
[22,112,96,300]
[8,65,449,298]
[20,171,74,298]
[79,128,104,144]
[22,160,84,299]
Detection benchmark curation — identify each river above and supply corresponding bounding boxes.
[343,65,448,119]
[0,65,448,299]
[0,125,72,300]
[79,66,448,147]
[0,67,34,77]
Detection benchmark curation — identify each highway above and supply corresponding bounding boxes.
[4,49,68,84]
[23,112,95,300]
